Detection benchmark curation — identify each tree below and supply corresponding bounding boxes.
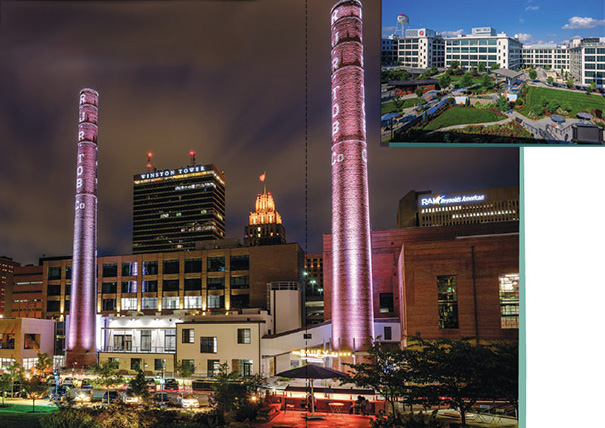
[438,74,451,90]
[566,78,574,88]
[459,72,473,88]
[175,360,195,379]
[528,68,538,80]
[481,73,492,89]
[547,76,554,85]
[490,63,500,71]
[415,86,425,99]
[589,81,597,93]
[128,369,150,400]
[89,360,123,404]
[497,96,509,112]
[212,362,266,413]
[34,352,54,376]
[6,361,24,399]
[449,60,459,71]
[410,337,497,428]
[22,374,49,412]
[487,342,519,416]
[345,342,414,415]
[0,373,11,406]
[478,62,486,73]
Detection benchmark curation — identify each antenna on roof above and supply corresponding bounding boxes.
[146,152,155,172]
[189,151,196,166]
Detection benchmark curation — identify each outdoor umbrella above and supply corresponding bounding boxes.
[276,365,348,416]
[577,112,593,120]
[550,114,566,124]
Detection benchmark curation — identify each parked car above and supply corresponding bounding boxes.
[145,378,157,391]
[122,390,142,405]
[102,390,119,403]
[67,388,92,403]
[169,393,199,409]
[163,379,179,391]
[62,377,74,387]
[81,379,93,389]
[153,392,170,406]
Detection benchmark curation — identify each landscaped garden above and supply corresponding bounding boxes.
[423,106,505,131]
[460,120,533,139]
[518,86,605,118]
[0,402,57,428]
[381,97,421,115]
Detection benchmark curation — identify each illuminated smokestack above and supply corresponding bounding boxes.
[330,0,374,352]
[66,88,99,368]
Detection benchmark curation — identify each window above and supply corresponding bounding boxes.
[231,276,249,289]
[47,284,61,296]
[207,257,225,272]
[499,274,519,329]
[24,334,40,349]
[46,301,60,313]
[163,279,179,292]
[233,359,253,377]
[102,263,118,277]
[131,358,142,371]
[48,266,62,280]
[184,278,201,291]
[207,359,220,377]
[121,298,137,310]
[160,329,175,353]
[155,358,166,371]
[163,259,179,275]
[121,281,137,293]
[207,277,225,290]
[102,282,117,294]
[163,296,179,309]
[230,255,249,271]
[122,262,138,276]
[142,280,158,293]
[200,337,218,353]
[65,266,72,280]
[437,275,459,329]
[114,335,132,351]
[379,293,394,313]
[141,330,151,351]
[237,328,251,344]
[230,294,249,309]
[108,357,119,364]
[102,298,116,311]
[384,326,392,341]
[184,295,202,309]
[0,333,15,349]
[182,359,195,371]
[182,329,195,343]
[143,261,158,275]
[207,294,224,309]
[142,297,157,310]
[184,258,202,273]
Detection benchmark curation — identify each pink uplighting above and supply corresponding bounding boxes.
[330,0,374,352]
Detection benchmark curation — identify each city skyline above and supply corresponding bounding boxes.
[382,0,605,45]
[0,1,519,265]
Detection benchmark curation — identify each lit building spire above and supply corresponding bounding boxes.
[244,172,286,246]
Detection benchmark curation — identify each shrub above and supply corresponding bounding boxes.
[40,409,99,428]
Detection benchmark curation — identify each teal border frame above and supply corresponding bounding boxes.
[519,148,526,427]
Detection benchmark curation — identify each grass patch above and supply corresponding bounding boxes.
[519,86,605,117]
[381,97,421,114]
[0,403,56,428]
[423,107,504,131]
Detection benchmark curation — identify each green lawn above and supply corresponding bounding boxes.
[424,107,504,131]
[381,97,421,115]
[519,86,605,117]
[0,403,56,428]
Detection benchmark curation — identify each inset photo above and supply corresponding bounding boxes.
[381,0,605,146]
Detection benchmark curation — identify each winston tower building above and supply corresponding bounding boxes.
[330,0,374,352]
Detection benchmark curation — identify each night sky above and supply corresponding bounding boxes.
[0,0,519,265]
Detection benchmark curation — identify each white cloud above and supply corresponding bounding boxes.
[526,5,539,10]
[440,29,465,37]
[514,33,534,43]
[563,17,605,29]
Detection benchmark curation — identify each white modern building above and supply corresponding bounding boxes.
[569,37,605,86]
[522,44,570,71]
[383,28,445,69]
[444,27,522,71]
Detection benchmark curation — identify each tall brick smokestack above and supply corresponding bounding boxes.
[66,88,99,368]
[330,0,374,352]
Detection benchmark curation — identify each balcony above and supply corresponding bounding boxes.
[101,346,175,354]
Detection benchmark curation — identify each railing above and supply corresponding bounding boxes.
[101,346,174,354]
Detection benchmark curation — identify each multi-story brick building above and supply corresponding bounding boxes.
[0,256,20,317]
[5,265,44,318]
[42,242,304,320]
[324,222,519,344]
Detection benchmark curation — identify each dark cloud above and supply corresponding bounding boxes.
[0,0,518,265]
